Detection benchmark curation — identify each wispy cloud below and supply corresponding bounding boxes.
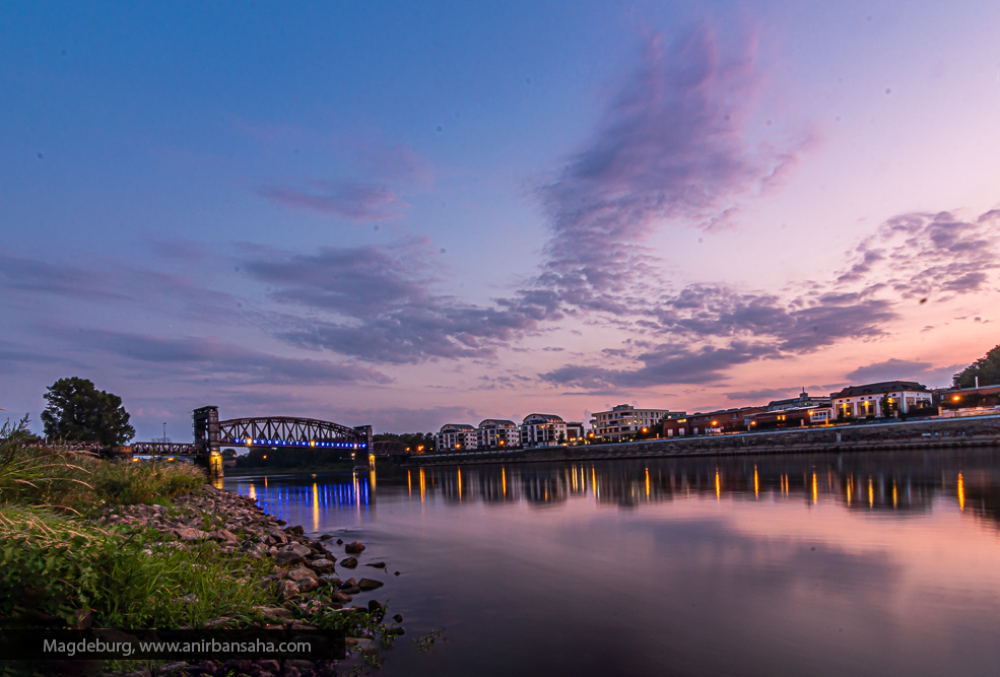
[838,209,1000,299]
[243,238,556,364]
[257,180,408,222]
[528,25,810,313]
[67,329,394,386]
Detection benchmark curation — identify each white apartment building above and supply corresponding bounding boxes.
[830,381,933,420]
[435,423,478,452]
[477,419,521,449]
[590,404,684,443]
[520,413,567,448]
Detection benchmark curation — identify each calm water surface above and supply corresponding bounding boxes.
[225,450,1000,677]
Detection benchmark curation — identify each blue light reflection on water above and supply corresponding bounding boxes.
[225,450,1000,677]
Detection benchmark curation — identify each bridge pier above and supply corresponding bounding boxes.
[193,406,224,482]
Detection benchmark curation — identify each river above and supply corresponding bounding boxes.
[225,449,1000,677]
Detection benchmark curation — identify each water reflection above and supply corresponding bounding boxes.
[227,450,1000,530]
[224,449,1000,677]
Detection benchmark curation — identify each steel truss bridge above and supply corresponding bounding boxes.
[221,416,367,450]
[131,441,198,456]
[130,407,371,459]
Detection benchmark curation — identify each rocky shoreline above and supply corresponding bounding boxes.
[97,484,401,677]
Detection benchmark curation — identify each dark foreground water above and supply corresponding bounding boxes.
[225,450,1000,677]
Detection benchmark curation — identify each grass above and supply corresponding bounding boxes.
[0,416,203,513]
[0,419,266,631]
[0,419,401,673]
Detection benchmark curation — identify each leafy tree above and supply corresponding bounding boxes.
[41,377,135,447]
[954,344,1000,388]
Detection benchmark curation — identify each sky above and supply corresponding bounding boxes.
[2,0,999,439]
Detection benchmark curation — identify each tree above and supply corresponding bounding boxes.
[954,344,1000,388]
[41,377,135,447]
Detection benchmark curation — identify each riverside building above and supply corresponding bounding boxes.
[476,419,521,449]
[520,413,567,448]
[590,404,684,443]
[435,423,478,452]
[830,381,933,420]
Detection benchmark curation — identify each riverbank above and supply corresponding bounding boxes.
[407,414,1000,466]
[0,431,404,677]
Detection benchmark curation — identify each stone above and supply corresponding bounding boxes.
[309,558,335,572]
[318,533,334,541]
[367,600,383,613]
[288,622,316,631]
[281,580,299,597]
[283,660,314,672]
[344,541,365,554]
[190,660,218,675]
[393,614,403,623]
[280,669,300,677]
[318,575,342,587]
[282,543,312,558]
[70,608,92,629]
[223,660,252,674]
[275,550,306,566]
[340,556,358,568]
[159,662,189,675]
[255,660,281,673]
[296,578,318,593]
[174,527,209,542]
[394,571,401,576]
[204,617,231,628]
[365,562,386,569]
[287,566,317,582]
[336,539,343,545]
[210,529,239,543]
[340,585,361,595]
[284,525,304,536]
[329,592,353,604]
[357,578,383,591]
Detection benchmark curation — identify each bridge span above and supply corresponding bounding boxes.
[130,406,373,476]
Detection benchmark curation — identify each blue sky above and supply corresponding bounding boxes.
[3,1,1000,438]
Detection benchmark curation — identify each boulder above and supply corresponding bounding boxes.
[287,566,317,582]
[275,550,305,566]
[340,556,358,568]
[284,525,304,536]
[344,541,366,554]
[358,578,383,591]
[367,599,383,613]
[255,659,281,673]
[209,529,239,543]
[282,543,312,558]
[222,660,252,674]
[329,592,353,604]
[189,660,218,675]
[284,659,314,672]
[296,578,319,593]
[318,533,334,541]
[173,527,209,542]
[309,558,335,572]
